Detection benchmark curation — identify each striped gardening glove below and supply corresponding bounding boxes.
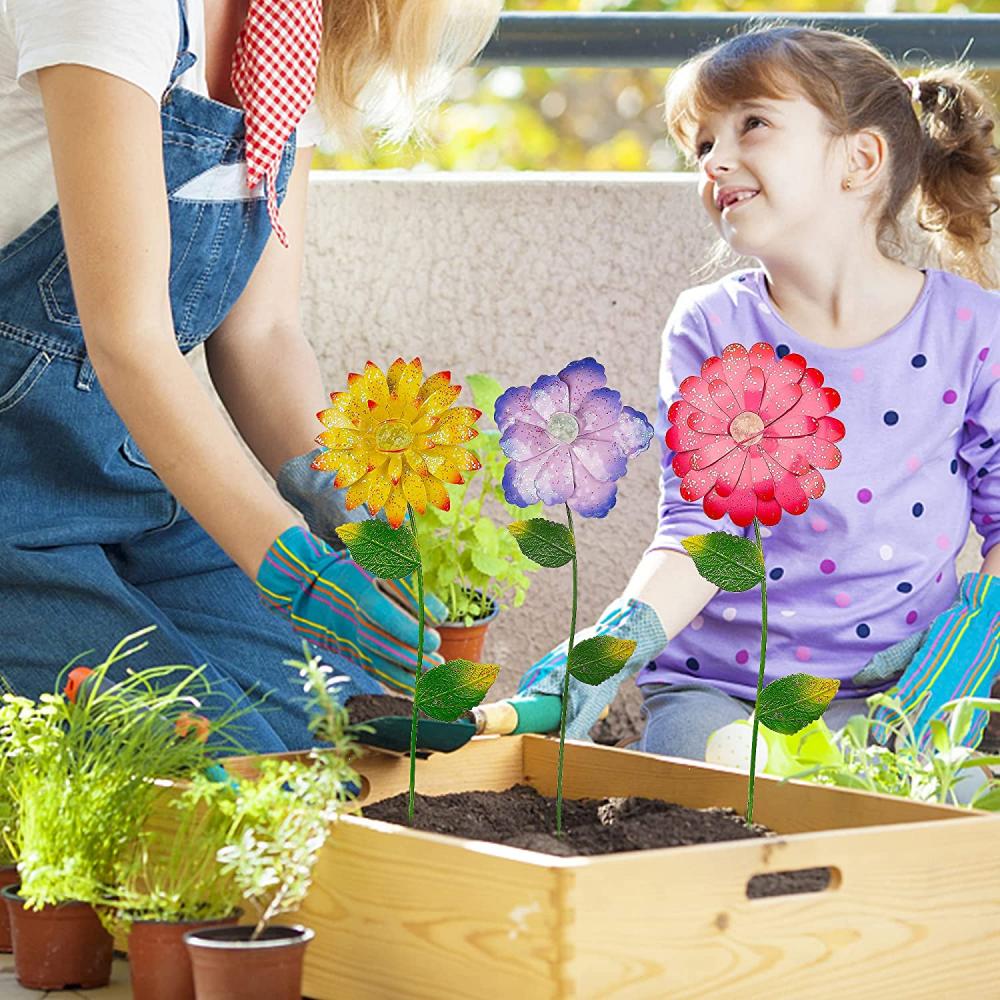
[853,572,1000,749]
[515,597,668,741]
[257,526,448,695]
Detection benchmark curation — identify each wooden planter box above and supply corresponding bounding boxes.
[263,735,999,999]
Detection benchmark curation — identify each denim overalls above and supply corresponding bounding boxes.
[0,0,381,750]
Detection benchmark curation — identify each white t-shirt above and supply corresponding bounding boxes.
[0,0,325,248]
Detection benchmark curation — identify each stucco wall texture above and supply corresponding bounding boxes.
[292,172,997,700]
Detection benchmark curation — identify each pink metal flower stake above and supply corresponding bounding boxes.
[667,342,846,824]
[495,358,653,835]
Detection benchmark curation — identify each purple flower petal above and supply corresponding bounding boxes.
[534,445,576,506]
[574,387,622,434]
[499,421,556,463]
[559,357,607,411]
[615,405,654,457]
[502,453,548,507]
[494,385,545,433]
[530,374,570,421]
[567,455,619,518]
[570,436,627,482]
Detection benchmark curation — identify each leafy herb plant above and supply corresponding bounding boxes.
[417,374,542,625]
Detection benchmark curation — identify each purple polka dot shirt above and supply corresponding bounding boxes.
[637,267,1000,700]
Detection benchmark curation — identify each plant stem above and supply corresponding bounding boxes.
[555,504,579,837]
[407,507,425,825]
[746,518,768,827]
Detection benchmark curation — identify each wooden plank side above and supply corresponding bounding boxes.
[522,736,967,831]
[565,813,1000,998]
[298,816,564,1000]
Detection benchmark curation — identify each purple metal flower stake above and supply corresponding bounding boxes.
[495,358,653,835]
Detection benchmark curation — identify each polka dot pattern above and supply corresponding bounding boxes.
[911,354,927,368]
[820,559,836,574]
[857,489,872,504]
[883,411,899,426]
[943,389,958,404]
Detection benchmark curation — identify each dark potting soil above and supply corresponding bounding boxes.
[345,693,418,724]
[363,785,831,898]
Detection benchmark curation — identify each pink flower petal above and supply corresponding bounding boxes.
[700,356,725,381]
[721,343,751,388]
[764,412,819,438]
[816,416,845,442]
[764,440,811,476]
[711,448,748,498]
[748,448,775,500]
[530,374,570,421]
[672,450,694,476]
[773,468,809,516]
[681,467,719,502]
[759,381,802,424]
[807,438,842,470]
[798,469,827,499]
[666,422,719,453]
[726,486,758,527]
[749,342,778,374]
[495,385,546,432]
[798,386,841,418]
[614,405,654,456]
[756,496,783,526]
[690,435,740,470]
[708,378,742,418]
[741,366,765,412]
[688,410,730,435]
[679,375,730,421]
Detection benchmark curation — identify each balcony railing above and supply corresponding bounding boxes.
[480,12,1000,68]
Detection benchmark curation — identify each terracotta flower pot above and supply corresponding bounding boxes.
[184,924,314,1000]
[437,595,499,663]
[1,883,113,990]
[0,866,19,952]
[129,911,241,1000]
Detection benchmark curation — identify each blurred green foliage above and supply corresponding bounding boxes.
[314,0,1000,172]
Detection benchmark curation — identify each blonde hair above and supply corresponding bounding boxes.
[664,24,1000,288]
[316,0,502,149]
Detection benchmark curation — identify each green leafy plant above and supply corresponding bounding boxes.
[213,648,368,939]
[1,627,247,922]
[418,373,542,625]
[0,676,17,867]
[769,693,1000,810]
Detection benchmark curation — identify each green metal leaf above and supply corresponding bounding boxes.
[567,635,637,686]
[680,532,764,592]
[507,518,575,568]
[335,520,419,580]
[756,673,840,736]
[415,659,501,722]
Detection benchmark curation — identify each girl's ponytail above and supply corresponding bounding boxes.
[914,70,1000,289]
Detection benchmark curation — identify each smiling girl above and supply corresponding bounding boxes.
[509,25,1000,759]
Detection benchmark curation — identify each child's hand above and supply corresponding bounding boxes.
[860,573,1000,749]
[850,628,930,688]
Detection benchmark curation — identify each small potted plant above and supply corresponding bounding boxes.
[112,776,243,1000]
[419,373,542,662]
[0,628,241,991]
[183,649,368,1000]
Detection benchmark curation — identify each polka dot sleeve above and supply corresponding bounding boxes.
[645,294,752,556]
[959,310,1000,557]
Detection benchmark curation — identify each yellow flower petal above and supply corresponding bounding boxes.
[392,358,424,408]
[316,428,363,451]
[332,454,370,489]
[428,408,481,445]
[366,469,393,514]
[415,370,452,405]
[431,444,482,472]
[387,454,404,485]
[362,361,390,409]
[384,487,408,529]
[344,474,372,511]
[311,450,342,472]
[404,449,429,476]
[418,385,462,420]
[402,470,427,514]
[424,476,451,513]
[318,391,364,429]
[423,453,466,485]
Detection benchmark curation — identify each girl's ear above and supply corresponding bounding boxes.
[844,129,889,190]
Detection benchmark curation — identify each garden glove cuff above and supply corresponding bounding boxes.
[256,526,446,695]
[276,447,368,548]
[850,627,931,689]
[515,597,668,741]
[869,572,1000,749]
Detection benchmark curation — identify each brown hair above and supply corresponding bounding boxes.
[664,25,1000,288]
[316,0,502,149]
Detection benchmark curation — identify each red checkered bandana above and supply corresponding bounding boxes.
[231,0,323,248]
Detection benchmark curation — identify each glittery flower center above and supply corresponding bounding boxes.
[730,411,764,446]
[547,411,580,444]
[375,419,415,453]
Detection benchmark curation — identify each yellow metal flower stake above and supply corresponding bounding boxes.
[318,359,501,822]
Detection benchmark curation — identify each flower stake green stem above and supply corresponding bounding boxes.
[745,518,768,826]
[407,508,425,824]
[554,505,579,836]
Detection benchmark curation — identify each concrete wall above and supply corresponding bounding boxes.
[292,172,995,698]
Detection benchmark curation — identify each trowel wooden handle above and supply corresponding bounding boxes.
[471,696,609,736]
[470,700,520,735]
